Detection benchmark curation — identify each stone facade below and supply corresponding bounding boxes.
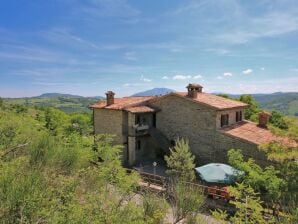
[148,94,264,165]
[93,88,269,166]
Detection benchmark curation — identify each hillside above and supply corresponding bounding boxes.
[228,92,298,117]
[3,93,103,113]
[2,91,298,116]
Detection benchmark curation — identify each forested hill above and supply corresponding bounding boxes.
[3,93,103,113]
[228,92,298,117]
[2,91,298,116]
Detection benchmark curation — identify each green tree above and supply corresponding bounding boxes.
[229,183,269,224]
[165,138,196,181]
[239,95,260,120]
[168,180,205,224]
[228,149,283,203]
[0,97,3,108]
[44,108,67,135]
[269,111,288,130]
[66,113,91,135]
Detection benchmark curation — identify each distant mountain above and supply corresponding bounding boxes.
[132,88,175,96]
[38,93,83,98]
[227,92,298,117]
[4,93,103,113]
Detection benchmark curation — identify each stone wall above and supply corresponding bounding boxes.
[94,108,124,143]
[149,95,218,164]
[215,133,269,166]
[149,95,267,165]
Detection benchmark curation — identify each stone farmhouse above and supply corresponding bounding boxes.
[91,84,282,166]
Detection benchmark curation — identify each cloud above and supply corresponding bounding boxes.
[77,0,140,19]
[124,51,137,61]
[223,72,232,77]
[193,75,203,79]
[242,69,253,75]
[217,76,223,80]
[205,48,229,55]
[172,75,192,80]
[216,10,298,44]
[162,76,169,79]
[140,75,151,82]
[260,67,265,70]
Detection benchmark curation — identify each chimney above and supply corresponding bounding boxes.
[258,111,271,128]
[186,83,203,98]
[105,91,115,106]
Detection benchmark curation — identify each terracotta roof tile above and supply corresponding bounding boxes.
[90,96,154,110]
[220,121,297,147]
[125,106,156,113]
[175,92,247,110]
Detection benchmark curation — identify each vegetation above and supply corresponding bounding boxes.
[165,138,196,181]
[0,103,169,223]
[165,138,206,223]
[3,93,102,113]
[228,92,298,117]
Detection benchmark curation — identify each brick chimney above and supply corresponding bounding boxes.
[258,111,271,128]
[105,91,115,106]
[186,83,203,98]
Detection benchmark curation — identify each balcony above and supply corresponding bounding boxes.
[133,124,150,131]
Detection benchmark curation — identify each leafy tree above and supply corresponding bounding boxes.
[269,111,288,130]
[165,138,196,181]
[0,97,3,108]
[66,113,92,135]
[44,108,67,135]
[229,183,270,224]
[260,141,298,218]
[228,149,283,203]
[239,95,260,120]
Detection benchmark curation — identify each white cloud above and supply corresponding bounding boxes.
[124,51,137,61]
[205,48,229,55]
[193,75,203,79]
[242,69,253,75]
[223,72,232,77]
[140,75,151,82]
[217,76,223,80]
[260,67,265,70]
[173,75,192,80]
[162,76,169,79]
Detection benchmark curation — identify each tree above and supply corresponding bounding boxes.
[269,111,288,130]
[165,138,196,181]
[239,95,260,120]
[0,97,3,108]
[260,141,298,219]
[228,149,283,204]
[229,183,269,224]
[167,180,205,224]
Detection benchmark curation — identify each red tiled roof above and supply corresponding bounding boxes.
[125,106,156,113]
[175,92,248,110]
[220,121,297,146]
[90,96,154,110]
[92,92,247,111]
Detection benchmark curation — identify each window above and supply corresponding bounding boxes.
[152,114,156,127]
[136,115,140,124]
[221,114,229,127]
[136,140,141,151]
[236,111,242,122]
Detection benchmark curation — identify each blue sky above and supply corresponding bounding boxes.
[0,0,298,97]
